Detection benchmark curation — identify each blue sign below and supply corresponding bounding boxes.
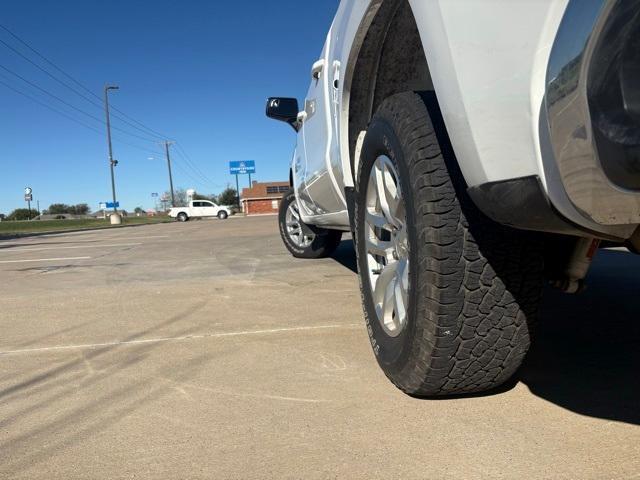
[105,202,120,209]
[230,160,256,175]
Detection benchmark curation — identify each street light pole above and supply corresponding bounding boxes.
[104,85,119,216]
[164,141,176,208]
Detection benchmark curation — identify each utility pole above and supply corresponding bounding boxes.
[104,85,120,221]
[164,141,176,207]
[36,200,40,220]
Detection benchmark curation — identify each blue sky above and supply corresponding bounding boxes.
[0,1,337,213]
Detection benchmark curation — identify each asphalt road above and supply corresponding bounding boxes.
[1,216,638,479]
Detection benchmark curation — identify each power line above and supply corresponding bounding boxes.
[0,35,165,140]
[171,159,225,191]
[0,23,215,182]
[173,142,217,185]
[0,21,169,140]
[0,37,110,117]
[0,78,105,136]
[0,78,164,156]
[0,62,161,143]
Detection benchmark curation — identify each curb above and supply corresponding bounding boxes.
[0,221,173,241]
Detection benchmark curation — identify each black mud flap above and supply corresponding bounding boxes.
[344,187,356,235]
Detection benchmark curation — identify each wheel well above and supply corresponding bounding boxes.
[347,0,433,170]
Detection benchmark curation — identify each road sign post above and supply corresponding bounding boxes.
[235,174,240,207]
[229,161,256,210]
[24,187,33,220]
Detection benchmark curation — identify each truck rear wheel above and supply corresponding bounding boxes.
[279,188,342,259]
[218,211,228,220]
[177,212,188,222]
[354,92,544,396]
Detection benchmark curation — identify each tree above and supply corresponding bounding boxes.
[165,188,188,207]
[7,208,38,221]
[45,203,90,215]
[70,203,90,215]
[217,187,238,206]
[134,207,145,214]
[192,193,215,202]
[47,203,70,215]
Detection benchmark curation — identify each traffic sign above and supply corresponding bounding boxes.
[106,202,120,209]
[24,194,33,202]
[24,187,32,195]
[99,202,107,210]
[229,160,256,175]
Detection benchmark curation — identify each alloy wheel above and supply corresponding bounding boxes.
[364,155,409,337]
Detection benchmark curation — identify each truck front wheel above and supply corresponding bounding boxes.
[177,212,188,222]
[278,189,342,259]
[354,92,545,396]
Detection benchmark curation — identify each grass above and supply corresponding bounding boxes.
[0,216,172,238]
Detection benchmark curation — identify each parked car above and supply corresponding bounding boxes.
[169,201,231,222]
[267,0,640,396]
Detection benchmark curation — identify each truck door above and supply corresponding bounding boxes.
[299,30,346,216]
[199,201,216,217]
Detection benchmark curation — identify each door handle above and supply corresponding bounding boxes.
[311,59,325,80]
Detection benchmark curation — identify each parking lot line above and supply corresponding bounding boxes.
[0,242,143,253]
[0,256,91,264]
[0,323,361,356]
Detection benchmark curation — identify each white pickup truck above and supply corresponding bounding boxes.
[169,200,231,222]
[267,1,640,397]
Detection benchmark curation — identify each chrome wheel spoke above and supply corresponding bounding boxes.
[373,261,398,313]
[286,203,314,248]
[366,235,393,258]
[374,157,403,228]
[364,155,409,337]
[393,259,408,328]
[366,209,389,230]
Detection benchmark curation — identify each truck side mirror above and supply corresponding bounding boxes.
[266,97,300,132]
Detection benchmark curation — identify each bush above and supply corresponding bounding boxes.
[217,187,238,206]
[46,203,91,215]
[7,208,38,221]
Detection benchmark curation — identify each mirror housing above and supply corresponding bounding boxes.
[266,97,300,132]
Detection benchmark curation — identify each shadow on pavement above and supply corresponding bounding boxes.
[331,241,639,424]
[331,239,357,274]
[519,249,640,425]
[0,301,210,475]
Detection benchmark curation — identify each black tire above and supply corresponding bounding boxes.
[279,188,342,259]
[355,92,544,396]
[177,212,188,222]
[218,211,229,220]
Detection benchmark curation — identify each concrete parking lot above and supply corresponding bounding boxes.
[0,216,638,479]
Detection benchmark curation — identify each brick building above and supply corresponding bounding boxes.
[241,181,290,215]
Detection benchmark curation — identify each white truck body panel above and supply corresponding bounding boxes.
[287,0,640,239]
